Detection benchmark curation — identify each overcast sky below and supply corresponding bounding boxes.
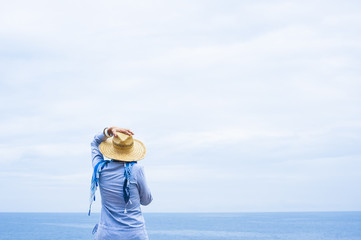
[1,0,360,213]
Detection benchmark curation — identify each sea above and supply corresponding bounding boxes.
[0,212,360,240]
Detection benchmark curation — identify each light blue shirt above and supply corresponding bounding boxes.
[91,132,153,240]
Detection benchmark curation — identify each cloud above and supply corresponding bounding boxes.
[0,171,90,185]
[0,0,361,212]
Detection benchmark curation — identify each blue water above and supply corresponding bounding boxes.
[0,212,360,240]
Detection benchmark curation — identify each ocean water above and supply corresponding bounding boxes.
[0,212,360,240]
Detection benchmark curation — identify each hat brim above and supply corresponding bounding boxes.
[99,138,146,162]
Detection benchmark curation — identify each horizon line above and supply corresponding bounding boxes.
[1,210,360,214]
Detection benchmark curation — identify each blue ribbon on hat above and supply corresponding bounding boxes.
[123,161,136,205]
[88,159,113,216]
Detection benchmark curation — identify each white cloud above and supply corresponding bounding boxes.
[1,0,361,212]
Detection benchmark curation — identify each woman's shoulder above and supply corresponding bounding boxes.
[132,163,146,178]
[132,163,145,172]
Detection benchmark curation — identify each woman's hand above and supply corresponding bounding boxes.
[108,127,134,137]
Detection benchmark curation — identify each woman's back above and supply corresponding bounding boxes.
[98,162,152,229]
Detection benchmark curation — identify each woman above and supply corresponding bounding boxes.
[89,126,153,240]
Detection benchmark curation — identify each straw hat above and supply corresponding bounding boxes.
[99,133,146,161]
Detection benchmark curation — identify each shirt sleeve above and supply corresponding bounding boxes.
[90,131,109,168]
[136,166,153,206]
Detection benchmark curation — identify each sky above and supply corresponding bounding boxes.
[0,0,360,213]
